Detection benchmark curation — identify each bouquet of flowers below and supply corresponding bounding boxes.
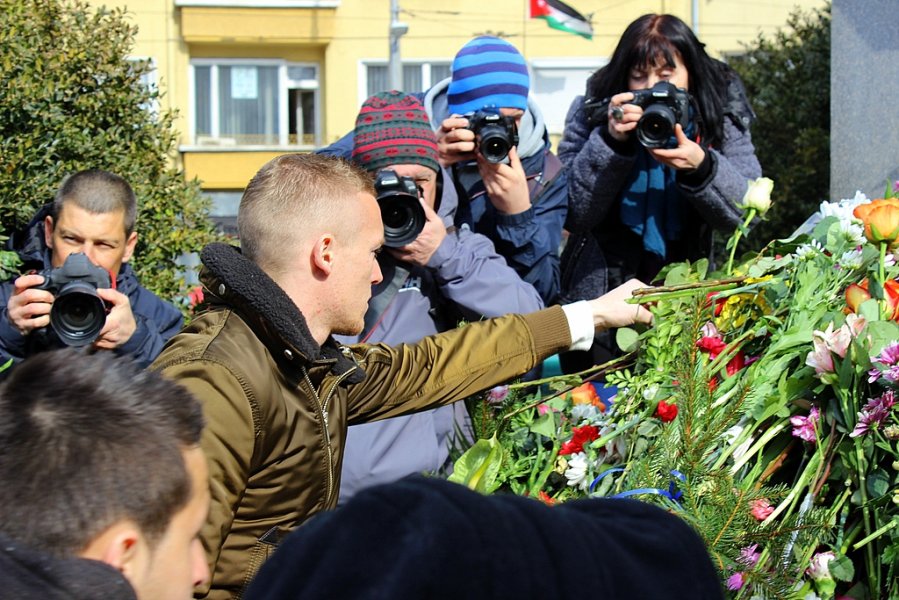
[451,179,899,599]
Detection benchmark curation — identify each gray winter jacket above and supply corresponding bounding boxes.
[335,168,543,502]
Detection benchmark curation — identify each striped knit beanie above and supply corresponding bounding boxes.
[447,36,530,115]
[351,91,440,174]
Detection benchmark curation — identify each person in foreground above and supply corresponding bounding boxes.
[0,169,184,375]
[245,476,724,599]
[151,152,651,598]
[0,348,210,600]
[558,13,761,371]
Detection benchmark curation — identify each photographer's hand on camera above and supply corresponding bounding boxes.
[7,274,53,336]
[476,146,531,215]
[647,124,706,172]
[436,115,477,167]
[92,287,137,350]
[387,197,447,267]
[606,91,640,143]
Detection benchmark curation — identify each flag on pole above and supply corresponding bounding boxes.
[529,0,593,40]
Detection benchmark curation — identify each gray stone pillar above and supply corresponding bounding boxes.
[831,0,899,200]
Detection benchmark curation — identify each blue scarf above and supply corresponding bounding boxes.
[618,148,682,259]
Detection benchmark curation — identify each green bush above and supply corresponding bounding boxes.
[0,0,222,308]
[728,3,831,251]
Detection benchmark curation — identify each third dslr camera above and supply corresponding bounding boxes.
[375,169,426,248]
[584,81,694,149]
[35,252,111,347]
[465,109,519,163]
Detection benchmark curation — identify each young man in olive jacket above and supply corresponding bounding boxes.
[151,153,651,599]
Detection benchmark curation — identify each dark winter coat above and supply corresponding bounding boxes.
[0,205,183,375]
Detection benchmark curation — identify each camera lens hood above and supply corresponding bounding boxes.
[378,191,426,248]
[637,104,678,149]
[49,283,107,347]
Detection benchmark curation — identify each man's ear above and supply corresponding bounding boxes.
[44,215,55,250]
[311,234,335,276]
[122,231,138,263]
[79,520,146,578]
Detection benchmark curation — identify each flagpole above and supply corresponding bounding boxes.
[521,0,527,59]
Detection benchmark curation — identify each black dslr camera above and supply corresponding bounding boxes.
[375,169,426,248]
[584,81,694,149]
[35,252,111,347]
[466,109,519,163]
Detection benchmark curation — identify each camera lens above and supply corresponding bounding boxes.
[379,195,426,248]
[479,133,512,164]
[637,104,677,149]
[50,283,106,347]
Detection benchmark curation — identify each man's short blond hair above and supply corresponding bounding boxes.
[237,154,375,275]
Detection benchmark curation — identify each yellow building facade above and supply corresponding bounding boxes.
[90,0,826,212]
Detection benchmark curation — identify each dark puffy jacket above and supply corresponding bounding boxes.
[0,205,183,375]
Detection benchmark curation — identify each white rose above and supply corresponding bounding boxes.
[742,176,774,214]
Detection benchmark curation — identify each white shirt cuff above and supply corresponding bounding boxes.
[561,301,594,352]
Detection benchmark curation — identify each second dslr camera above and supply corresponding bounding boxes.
[585,81,694,149]
[35,252,111,347]
[375,169,426,248]
[465,109,519,163]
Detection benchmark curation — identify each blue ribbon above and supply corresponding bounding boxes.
[589,468,686,508]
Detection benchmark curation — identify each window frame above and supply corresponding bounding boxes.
[187,58,321,150]
[359,60,452,106]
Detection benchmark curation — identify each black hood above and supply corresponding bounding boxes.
[199,243,365,384]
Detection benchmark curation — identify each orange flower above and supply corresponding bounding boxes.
[845,282,871,313]
[853,198,899,245]
[570,382,606,411]
[845,278,899,320]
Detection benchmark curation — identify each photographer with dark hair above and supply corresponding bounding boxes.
[0,169,183,374]
[336,91,543,503]
[558,13,762,372]
[0,349,210,599]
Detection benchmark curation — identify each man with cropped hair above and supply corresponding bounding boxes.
[0,348,210,599]
[152,152,650,598]
[0,169,183,375]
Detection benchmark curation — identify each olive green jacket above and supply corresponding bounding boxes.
[151,244,572,599]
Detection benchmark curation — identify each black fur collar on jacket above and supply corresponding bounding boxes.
[199,243,365,384]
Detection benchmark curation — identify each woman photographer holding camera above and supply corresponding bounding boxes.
[558,13,762,370]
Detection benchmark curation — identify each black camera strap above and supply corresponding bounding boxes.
[360,254,410,343]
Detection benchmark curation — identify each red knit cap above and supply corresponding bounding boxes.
[351,91,440,174]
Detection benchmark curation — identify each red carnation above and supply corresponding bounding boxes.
[655,400,678,423]
[558,424,600,456]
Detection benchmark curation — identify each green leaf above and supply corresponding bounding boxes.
[858,298,881,322]
[448,435,504,493]
[865,320,899,356]
[616,327,640,353]
[663,264,692,286]
[829,554,855,582]
[529,412,557,438]
[866,469,890,499]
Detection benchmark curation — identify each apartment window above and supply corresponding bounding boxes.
[191,60,320,147]
[363,62,451,101]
